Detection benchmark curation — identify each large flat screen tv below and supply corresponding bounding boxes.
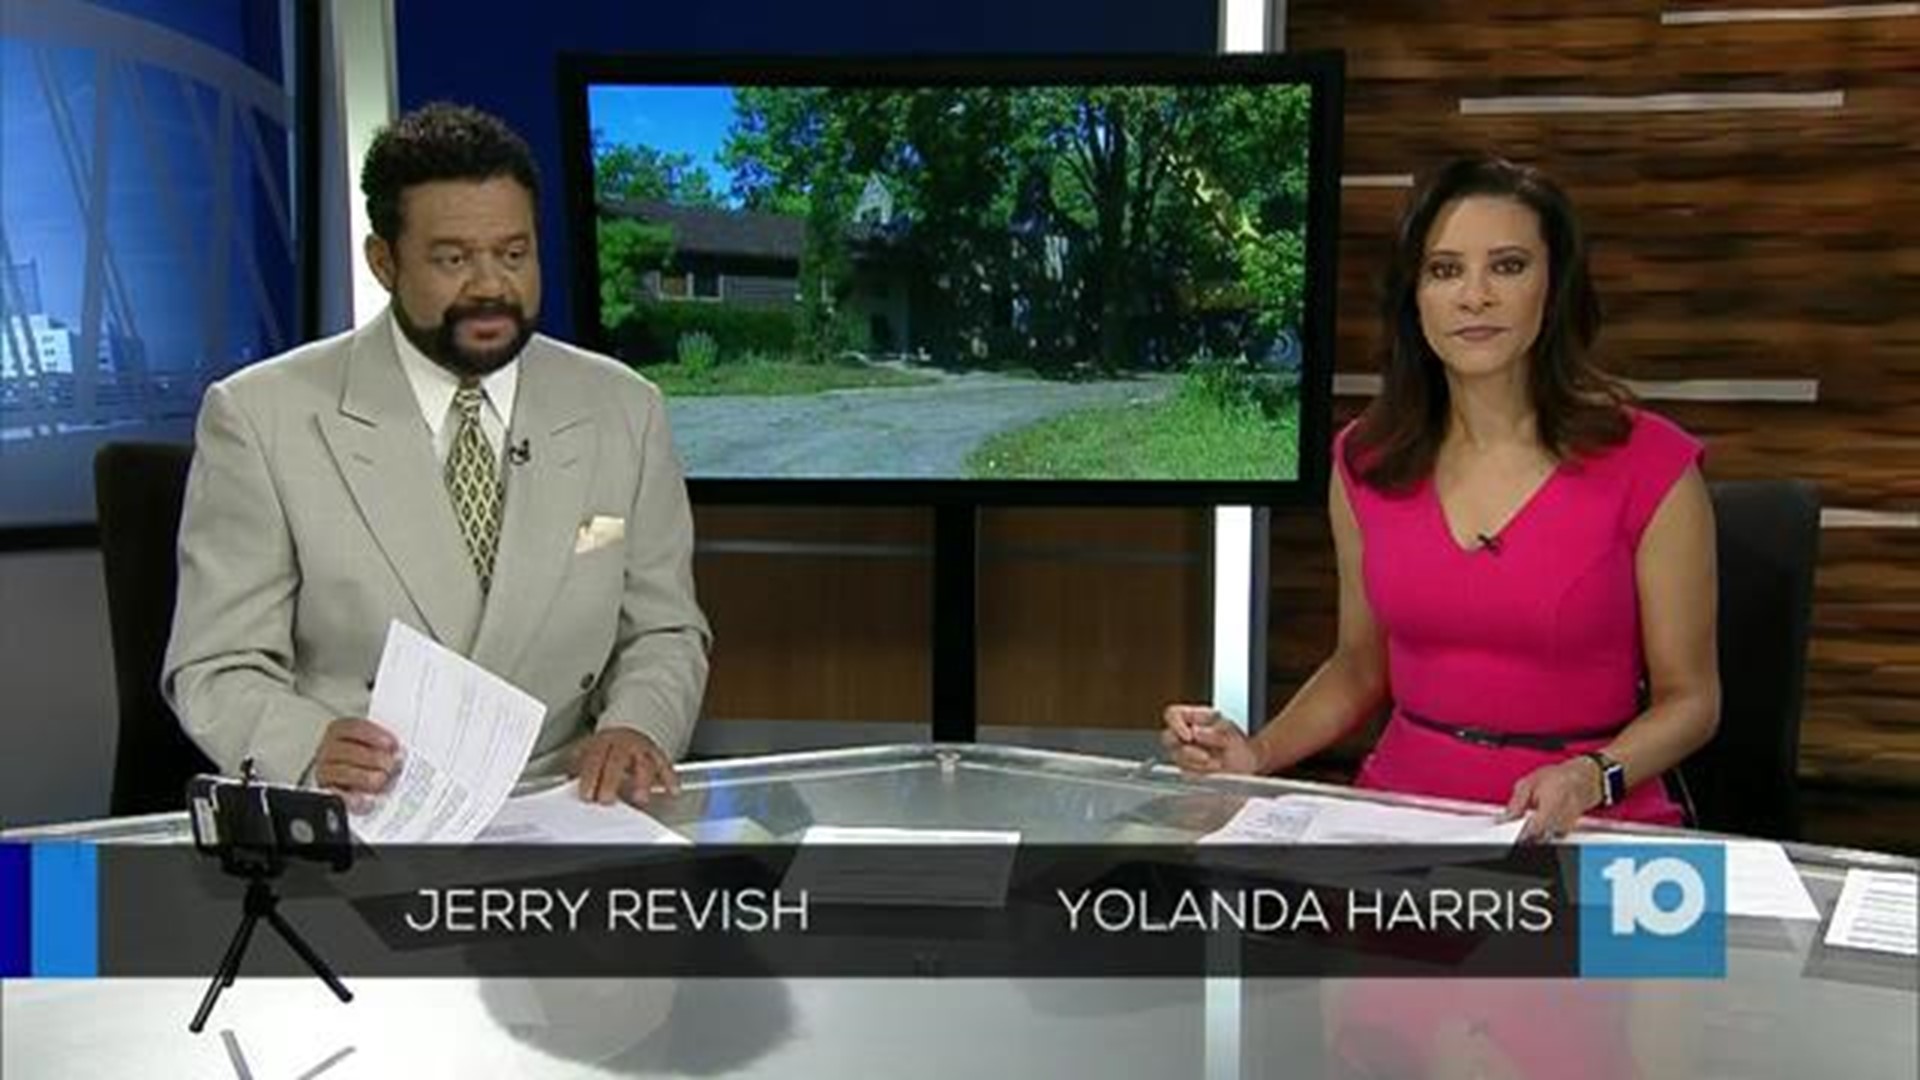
[558,53,1343,505]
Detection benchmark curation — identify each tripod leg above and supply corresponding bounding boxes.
[189,911,259,1034]
[222,912,259,988]
[264,908,353,1003]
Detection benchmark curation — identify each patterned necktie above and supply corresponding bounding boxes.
[445,384,503,593]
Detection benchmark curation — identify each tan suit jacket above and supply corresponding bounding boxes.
[163,314,711,782]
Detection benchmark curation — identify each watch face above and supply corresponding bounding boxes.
[1586,753,1625,806]
[1604,763,1627,806]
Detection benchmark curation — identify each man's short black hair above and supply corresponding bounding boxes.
[361,102,541,243]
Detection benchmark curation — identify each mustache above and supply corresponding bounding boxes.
[445,300,526,324]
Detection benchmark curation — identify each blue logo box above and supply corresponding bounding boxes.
[1578,843,1726,978]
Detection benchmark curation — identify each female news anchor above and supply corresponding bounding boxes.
[1164,154,1719,840]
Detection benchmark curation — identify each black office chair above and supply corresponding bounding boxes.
[94,441,217,816]
[1678,480,1822,840]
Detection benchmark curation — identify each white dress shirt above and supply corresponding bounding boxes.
[390,313,521,466]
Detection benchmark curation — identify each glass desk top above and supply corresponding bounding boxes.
[4,743,1915,1079]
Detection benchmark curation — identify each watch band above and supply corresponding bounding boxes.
[1583,751,1627,807]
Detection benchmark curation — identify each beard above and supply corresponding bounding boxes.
[395,299,534,379]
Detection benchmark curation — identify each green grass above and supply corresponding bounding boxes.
[966,385,1300,480]
[637,357,938,397]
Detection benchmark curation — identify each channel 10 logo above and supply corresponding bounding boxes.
[1578,844,1726,978]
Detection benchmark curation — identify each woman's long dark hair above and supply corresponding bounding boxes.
[1345,155,1631,492]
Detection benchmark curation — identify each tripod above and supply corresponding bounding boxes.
[189,874,354,1034]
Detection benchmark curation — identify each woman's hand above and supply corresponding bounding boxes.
[1161,704,1262,776]
[1505,758,1604,841]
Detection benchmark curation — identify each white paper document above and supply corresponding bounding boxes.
[1567,833,1821,921]
[1717,840,1822,921]
[1298,801,1526,846]
[353,620,545,843]
[478,784,691,846]
[1200,795,1524,847]
[784,826,1021,907]
[1823,869,1918,957]
[1197,796,1320,844]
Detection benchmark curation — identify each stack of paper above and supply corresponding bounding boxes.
[1199,795,1524,847]
[353,620,545,844]
[1823,869,1918,957]
[479,784,691,846]
[783,826,1022,907]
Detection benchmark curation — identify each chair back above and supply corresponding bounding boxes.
[1682,479,1821,839]
[94,441,215,815]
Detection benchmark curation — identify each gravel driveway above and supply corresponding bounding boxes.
[664,371,1177,477]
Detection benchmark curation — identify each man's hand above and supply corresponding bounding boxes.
[570,729,680,806]
[314,718,402,811]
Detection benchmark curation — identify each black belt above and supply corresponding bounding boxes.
[1399,709,1621,752]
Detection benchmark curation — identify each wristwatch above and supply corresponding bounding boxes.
[1583,751,1627,808]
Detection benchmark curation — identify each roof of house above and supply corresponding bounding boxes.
[602,199,806,261]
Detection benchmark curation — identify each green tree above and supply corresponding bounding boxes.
[1032,88,1194,371]
[719,89,835,216]
[1013,83,1314,368]
[597,217,675,330]
[1175,85,1314,339]
[878,89,1021,365]
[591,129,716,353]
[592,129,721,206]
[793,178,866,364]
[720,89,871,362]
[708,83,1316,373]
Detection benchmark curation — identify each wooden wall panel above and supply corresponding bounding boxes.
[1657,404,1920,508]
[694,506,930,545]
[977,508,1211,729]
[1802,528,1920,789]
[694,507,931,724]
[1289,0,1920,849]
[694,506,1212,733]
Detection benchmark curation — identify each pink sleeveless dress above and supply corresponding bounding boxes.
[1340,407,1703,825]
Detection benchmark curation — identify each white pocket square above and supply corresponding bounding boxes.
[573,515,626,554]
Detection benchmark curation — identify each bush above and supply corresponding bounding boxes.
[597,218,675,330]
[1182,350,1296,420]
[608,301,796,365]
[677,331,719,374]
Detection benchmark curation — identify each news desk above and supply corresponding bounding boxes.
[4,744,1915,1078]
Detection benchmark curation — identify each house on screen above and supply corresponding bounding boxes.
[602,177,925,357]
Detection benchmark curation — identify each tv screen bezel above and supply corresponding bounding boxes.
[557,51,1344,508]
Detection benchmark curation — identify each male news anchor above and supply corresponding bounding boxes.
[163,103,710,806]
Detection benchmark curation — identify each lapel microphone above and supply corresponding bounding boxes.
[1475,531,1502,555]
[507,438,532,466]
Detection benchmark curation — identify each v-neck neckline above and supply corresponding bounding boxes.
[1430,459,1566,555]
